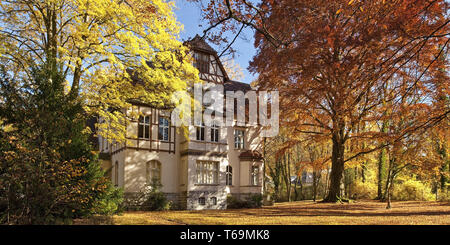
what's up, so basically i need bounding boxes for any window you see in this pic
[198,197,206,205]
[210,123,219,142]
[211,197,217,205]
[138,115,150,139]
[194,52,210,74]
[234,129,244,149]
[196,161,219,184]
[226,165,233,186]
[196,123,205,141]
[114,161,119,187]
[158,117,169,141]
[251,166,259,186]
[146,160,161,184]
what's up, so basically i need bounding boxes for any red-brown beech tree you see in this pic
[191,0,449,202]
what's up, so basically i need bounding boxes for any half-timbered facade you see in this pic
[98,36,263,210]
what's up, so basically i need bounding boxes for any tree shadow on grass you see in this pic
[231,201,450,218]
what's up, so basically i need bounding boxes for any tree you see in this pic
[0,0,199,142]
[0,66,122,224]
[192,0,450,202]
[222,58,245,81]
[377,120,389,200]
[301,140,330,202]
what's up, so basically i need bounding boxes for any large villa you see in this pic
[97,36,264,210]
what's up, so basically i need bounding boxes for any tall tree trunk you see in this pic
[293,176,298,201]
[386,180,392,209]
[312,171,321,202]
[377,121,389,200]
[361,161,367,183]
[340,170,346,198]
[324,133,345,202]
[263,137,266,195]
[312,171,317,202]
[324,165,330,199]
[386,170,395,209]
[69,66,82,99]
[377,148,388,200]
[280,154,291,202]
[383,157,396,202]
[286,153,292,201]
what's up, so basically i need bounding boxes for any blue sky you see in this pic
[174,0,257,84]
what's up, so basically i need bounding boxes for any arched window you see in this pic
[146,160,161,184]
[114,161,119,187]
[251,166,259,186]
[210,197,217,205]
[226,165,233,186]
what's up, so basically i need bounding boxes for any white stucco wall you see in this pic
[105,107,264,209]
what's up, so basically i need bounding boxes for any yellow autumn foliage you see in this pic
[0,0,200,142]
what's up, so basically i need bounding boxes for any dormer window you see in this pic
[194,52,210,74]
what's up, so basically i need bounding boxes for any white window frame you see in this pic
[196,123,205,141]
[251,166,259,186]
[138,115,151,139]
[196,161,219,185]
[210,123,219,142]
[158,117,169,141]
[226,165,233,186]
[234,129,245,149]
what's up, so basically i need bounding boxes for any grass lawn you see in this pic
[79,200,450,225]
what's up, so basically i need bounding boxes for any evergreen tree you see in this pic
[0,65,122,224]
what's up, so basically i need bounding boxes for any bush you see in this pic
[226,194,263,209]
[351,180,377,200]
[143,192,172,211]
[437,189,450,201]
[392,179,434,201]
[226,195,246,209]
[0,134,123,224]
[136,179,171,211]
[247,194,263,207]
[262,193,274,206]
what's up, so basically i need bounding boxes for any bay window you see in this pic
[196,161,219,184]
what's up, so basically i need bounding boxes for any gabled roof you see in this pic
[184,34,217,54]
[184,35,230,82]
[126,35,254,108]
